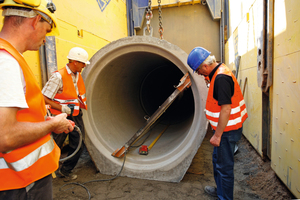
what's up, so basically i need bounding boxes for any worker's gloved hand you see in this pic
[61,105,71,114]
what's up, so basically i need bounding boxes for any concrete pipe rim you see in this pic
[82,36,208,180]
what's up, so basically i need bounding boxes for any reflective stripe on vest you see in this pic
[205,100,247,127]
[50,99,79,112]
[205,99,246,118]
[0,139,54,171]
[79,94,87,108]
[49,67,87,116]
[205,64,248,132]
[0,38,60,191]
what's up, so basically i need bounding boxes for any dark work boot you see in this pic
[204,186,217,197]
[58,169,77,182]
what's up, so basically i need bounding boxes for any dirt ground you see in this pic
[52,129,295,200]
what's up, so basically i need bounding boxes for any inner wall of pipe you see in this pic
[89,52,195,160]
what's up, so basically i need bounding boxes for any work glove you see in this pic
[61,105,72,115]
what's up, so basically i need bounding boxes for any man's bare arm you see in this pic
[0,107,73,152]
[44,95,62,111]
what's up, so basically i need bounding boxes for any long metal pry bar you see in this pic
[111,72,192,158]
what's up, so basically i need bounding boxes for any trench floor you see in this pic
[53,128,295,200]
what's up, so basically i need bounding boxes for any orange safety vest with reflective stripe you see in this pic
[205,64,248,132]
[49,67,87,116]
[0,39,60,191]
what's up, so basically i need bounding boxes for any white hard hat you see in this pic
[67,47,90,64]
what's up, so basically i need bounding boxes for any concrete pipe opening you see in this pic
[82,36,208,182]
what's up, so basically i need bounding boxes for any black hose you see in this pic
[59,104,83,162]
[59,150,127,200]
[60,182,91,200]
[59,125,82,162]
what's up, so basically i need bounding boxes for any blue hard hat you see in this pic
[187,47,211,72]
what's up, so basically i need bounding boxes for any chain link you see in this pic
[145,0,153,33]
[158,0,164,39]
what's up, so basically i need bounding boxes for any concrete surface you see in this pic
[81,36,209,182]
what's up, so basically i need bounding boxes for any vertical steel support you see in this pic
[44,36,58,79]
[266,0,274,92]
[39,36,58,87]
[262,92,270,159]
[39,45,47,87]
[220,0,225,63]
[257,0,274,92]
[224,0,229,43]
[127,0,148,36]
[258,0,274,159]
[126,0,134,36]
[265,0,274,159]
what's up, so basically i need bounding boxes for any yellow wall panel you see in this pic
[228,0,256,38]
[54,0,127,42]
[273,0,300,57]
[23,51,43,87]
[54,24,110,70]
[271,0,300,197]
[53,0,127,71]
[0,0,128,88]
[272,54,300,198]
[225,0,263,156]
[0,16,3,29]
[137,4,220,60]
[151,0,201,7]
[239,65,262,155]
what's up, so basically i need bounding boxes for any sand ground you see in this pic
[52,129,295,200]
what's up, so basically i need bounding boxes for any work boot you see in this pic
[58,170,77,182]
[204,186,217,197]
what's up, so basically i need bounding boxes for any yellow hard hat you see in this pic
[0,0,59,36]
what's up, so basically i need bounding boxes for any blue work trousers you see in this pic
[213,127,242,200]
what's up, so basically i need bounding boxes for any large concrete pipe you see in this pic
[81,36,208,182]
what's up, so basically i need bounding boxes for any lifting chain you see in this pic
[158,0,164,39]
[145,0,153,33]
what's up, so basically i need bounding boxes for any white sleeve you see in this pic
[0,51,28,108]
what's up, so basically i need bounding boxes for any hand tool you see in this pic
[112,72,191,158]
[138,124,169,155]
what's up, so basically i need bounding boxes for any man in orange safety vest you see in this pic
[187,47,248,200]
[0,0,73,199]
[42,47,89,181]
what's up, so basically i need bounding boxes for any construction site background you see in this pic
[0,0,299,198]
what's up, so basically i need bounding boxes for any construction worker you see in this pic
[0,0,73,199]
[187,47,248,200]
[42,47,89,181]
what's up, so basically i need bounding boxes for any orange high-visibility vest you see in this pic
[205,64,248,132]
[0,39,60,191]
[49,67,87,116]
